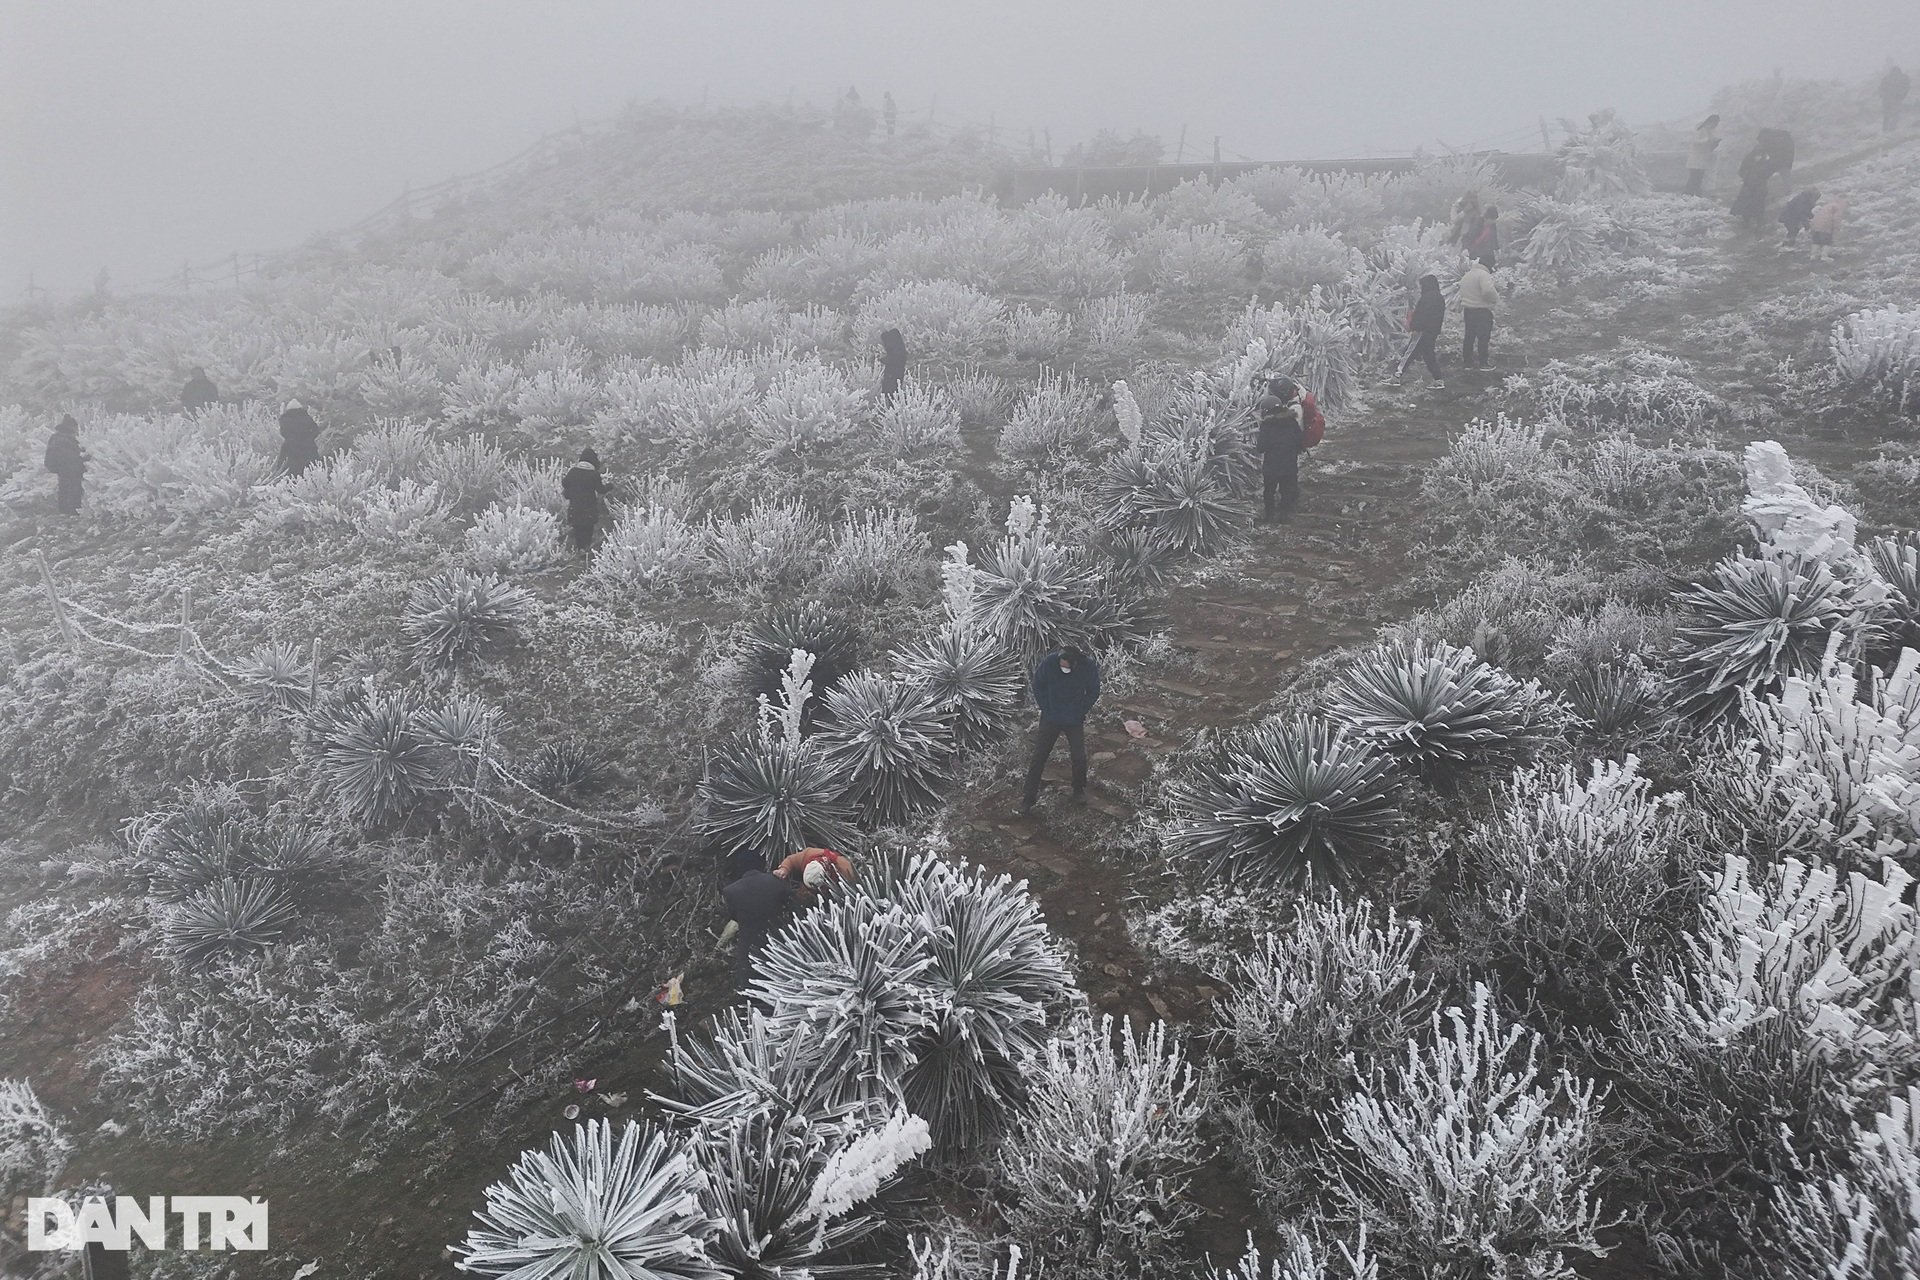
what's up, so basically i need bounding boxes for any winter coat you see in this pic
[1457,263,1499,311]
[775,848,857,887]
[1779,190,1819,231]
[181,375,218,412]
[1883,67,1911,106]
[561,462,608,522]
[276,408,321,475]
[1466,219,1499,261]
[723,870,796,932]
[1032,651,1101,726]
[1686,125,1720,171]
[1255,393,1305,470]
[1410,287,1446,335]
[1809,199,1846,236]
[44,429,85,477]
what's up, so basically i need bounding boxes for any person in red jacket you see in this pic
[775,847,857,900]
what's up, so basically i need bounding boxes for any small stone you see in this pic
[1101,962,1128,978]
[1147,993,1174,1020]
[1065,909,1078,918]
[1091,750,1117,762]
[1095,913,1111,926]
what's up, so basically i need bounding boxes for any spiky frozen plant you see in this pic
[1830,306,1920,412]
[891,625,1024,755]
[1212,1227,1380,1280]
[1513,194,1612,279]
[402,569,535,672]
[971,498,1105,661]
[860,851,1079,1151]
[520,737,613,798]
[0,1078,71,1198]
[230,641,315,714]
[1113,379,1144,447]
[909,1236,1032,1280]
[164,877,300,963]
[999,1016,1208,1280]
[655,1009,849,1125]
[1099,525,1179,596]
[1769,1083,1920,1280]
[816,671,954,827]
[1326,984,1610,1280]
[699,651,861,866]
[1554,108,1647,199]
[1671,552,1861,721]
[1867,533,1920,651]
[744,603,860,708]
[939,540,981,629]
[1216,895,1433,1115]
[413,693,500,786]
[464,503,566,573]
[745,894,936,1104]
[1323,638,1558,781]
[1096,444,1247,556]
[317,687,440,825]
[1741,441,1865,565]
[1166,716,1402,888]
[1565,663,1665,740]
[454,1118,723,1280]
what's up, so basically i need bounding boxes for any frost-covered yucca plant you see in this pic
[1565,662,1665,740]
[0,1078,70,1199]
[1769,1083,1920,1280]
[970,497,1106,661]
[1218,895,1433,1116]
[165,876,300,963]
[891,624,1024,755]
[821,508,929,604]
[658,1009,849,1126]
[999,1016,1208,1280]
[1166,716,1402,887]
[1230,287,1363,414]
[1099,524,1179,596]
[1324,639,1556,781]
[1671,552,1862,721]
[317,687,440,825]
[454,1118,722,1280]
[816,672,953,828]
[1554,108,1647,200]
[464,503,565,573]
[1326,985,1610,1280]
[129,791,331,900]
[402,570,535,672]
[1868,533,1920,652]
[860,851,1078,1151]
[1095,443,1247,556]
[700,650,861,865]
[521,737,612,799]
[1830,306,1920,413]
[230,640,315,714]
[744,603,861,709]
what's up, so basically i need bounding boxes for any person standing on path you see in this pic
[1882,65,1910,134]
[1458,257,1499,371]
[1397,275,1447,385]
[879,328,908,401]
[561,448,610,554]
[180,367,219,414]
[1684,115,1721,195]
[882,91,898,139]
[1731,144,1772,232]
[1254,377,1309,521]
[276,401,322,476]
[1019,646,1101,814]
[44,415,88,515]
[1447,191,1483,249]
[1465,205,1500,265]
[722,866,797,1000]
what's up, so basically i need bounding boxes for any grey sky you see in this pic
[3,0,1914,295]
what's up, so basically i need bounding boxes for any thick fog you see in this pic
[3,0,1914,295]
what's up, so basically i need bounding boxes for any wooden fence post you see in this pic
[37,552,77,651]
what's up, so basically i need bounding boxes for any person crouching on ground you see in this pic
[561,448,609,554]
[1255,377,1307,522]
[1019,645,1101,815]
[775,847,857,901]
[723,863,797,1002]
[1808,196,1848,262]
[1778,188,1820,248]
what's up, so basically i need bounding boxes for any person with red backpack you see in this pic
[1254,377,1322,522]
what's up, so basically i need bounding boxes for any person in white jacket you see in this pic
[1458,258,1499,370]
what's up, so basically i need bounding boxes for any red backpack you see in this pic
[1300,393,1326,449]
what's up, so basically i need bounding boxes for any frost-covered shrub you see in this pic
[699,651,860,865]
[1077,291,1153,368]
[816,672,953,827]
[1261,226,1358,296]
[1166,716,1401,888]
[1229,288,1363,413]
[316,688,441,825]
[1154,179,1273,244]
[1094,443,1247,556]
[1453,757,1690,1024]
[1217,895,1433,1116]
[699,298,844,353]
[1326,985,1609,1280]
[0,1078,70,1199]
[1511,346,1724,433]
[1670,552,1864,721]
[1003,304,1076,362]
[1016,195,1129,300]
[968,499,1111,661]
[402,570,534,671]
[352,479,449,541]
[442,361,525,430]
[855,279,1006,362]
[1135,224,1250,303]
[1288,171,1388,237]
[1213,1229,1381,1280]
[999,1017,1208,1279]
[454,1118,722,1280]
[1830,306,1920,413]
[1324,639,1559,780]
[463,503,565,573]
[592,498,707,594]
[998,368,1097,458]
[872,383,963,457]
[164,877,300,963]
[425,435,515,513]
[1514,195,1613,279]
[1555,108,1648,200]
[1768,1083,1920,1280]
[820,508,929,603]
[747,360,865,457]
[892,623,1025,754]
[1229,166,1311,218]
[705,499,828,595]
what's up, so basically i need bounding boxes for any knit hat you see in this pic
[803,860,830,890]
[580,447,601,467]
[283,400,304,413]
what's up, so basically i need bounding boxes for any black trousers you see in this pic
[1684,168,1705,195]
[1462,308,1493,368]
[1022,719,1086,805]
[1398,330,1441,379]
[568,516,595,552]
[56,474,83,514]
[1262,456,1300,518]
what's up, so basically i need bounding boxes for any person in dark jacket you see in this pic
[44,415,88,515]
[1254,377,1306,522]
[1396,275,1446,385]
[180,367,218,414]
[1730,145,1772,231]
[1464,205,1499,265]
[722,866,797,998]
[276,401,322,476]
[560,448,609,553]
[1884,65,1911,134]
[878,328,908,401]
[1019,646,1101,814]
[1779,188,1820,246]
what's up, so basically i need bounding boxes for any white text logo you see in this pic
[26,1197,268,1251]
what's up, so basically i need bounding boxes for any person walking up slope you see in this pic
[561,448,609,554]
[276,401,322,476]
[1019,646,1101,814]
[1397,275,1446,385]
[44,415,89,515]
[878,328,909,401]
[1458,257,1499,370]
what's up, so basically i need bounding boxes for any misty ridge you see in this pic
[4,12,1920,1280]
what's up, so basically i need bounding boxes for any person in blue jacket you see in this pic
[1019,646,1101,814]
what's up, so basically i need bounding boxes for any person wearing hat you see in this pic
[775,847,857,901]
[1254,378,1307,522]
[276,400,322,476]
[181,367,219,414]
[44,415,89,515]
[560,448,609,554]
